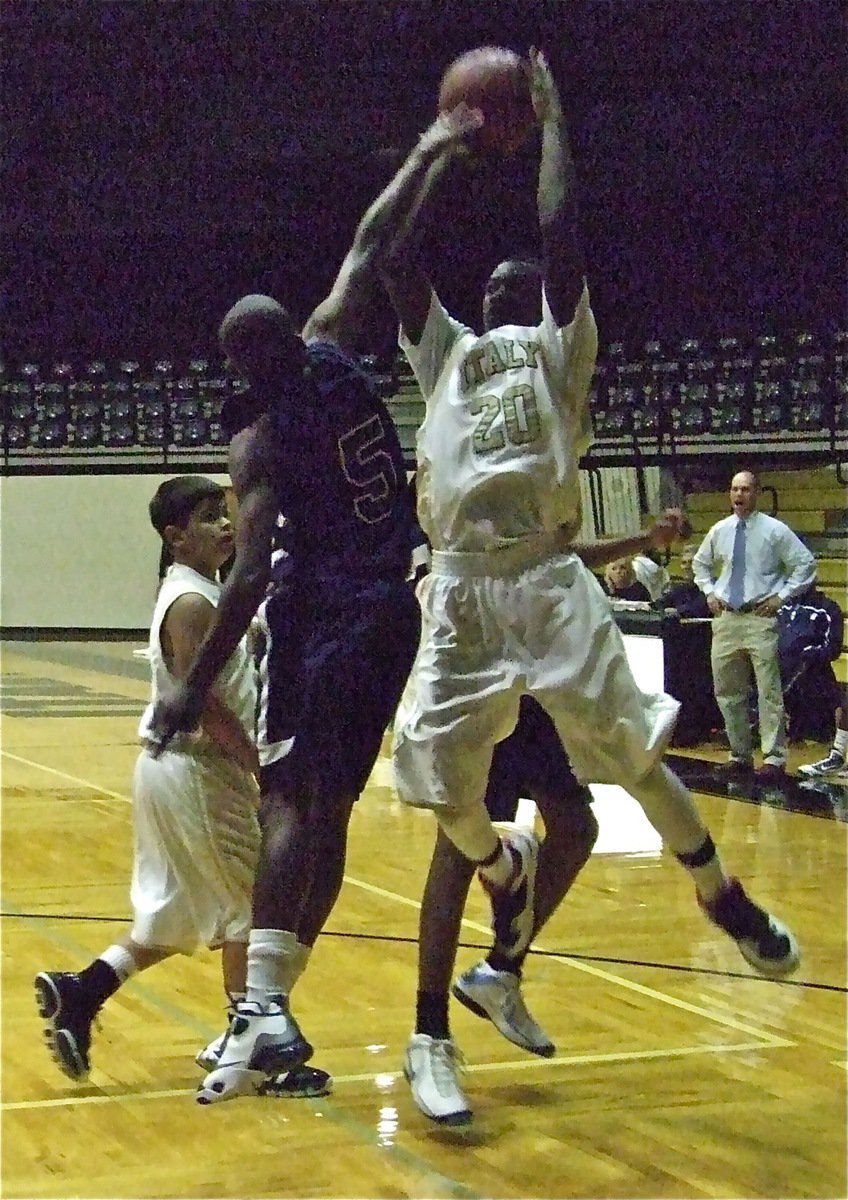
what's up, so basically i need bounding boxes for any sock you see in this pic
[246,929,298,1005]
[226,990,246,1012]
[77,944,135,1009]
[288,942,311,993]
[415,990,450,1040]
[477,839,516,890]
[675,834,726,901]
[833,729,848,758]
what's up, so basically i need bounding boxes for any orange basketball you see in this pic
[438,46,534,154]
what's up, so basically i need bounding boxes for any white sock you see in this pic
[833,729,848,758]
[288,942,312,992]
[101,944,137,982]
[246,929,298,1005]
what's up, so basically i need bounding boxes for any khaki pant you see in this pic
[710,611,787,765]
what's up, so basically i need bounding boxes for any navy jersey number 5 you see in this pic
[338,414,399,524]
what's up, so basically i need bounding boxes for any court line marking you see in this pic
[342,878,795,1047]
[1,744,805,1200]
[1,752,132,804]
[2,747,797,1048]
[0,1041,784,1112]
[5,901,480,1200]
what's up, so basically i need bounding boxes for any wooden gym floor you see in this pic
[1,639,846,1200]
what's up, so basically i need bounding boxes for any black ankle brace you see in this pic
[676,834,716,869]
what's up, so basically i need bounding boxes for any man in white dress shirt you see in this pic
[693,469,816,781]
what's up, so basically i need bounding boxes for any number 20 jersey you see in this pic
[400,285,598,553]
[270,340,416,583]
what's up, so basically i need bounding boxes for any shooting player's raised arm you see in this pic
[305,106,482,349]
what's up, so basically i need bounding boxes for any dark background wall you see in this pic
[3,0,845,361]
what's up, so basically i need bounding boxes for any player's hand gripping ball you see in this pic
[438,46,534,154]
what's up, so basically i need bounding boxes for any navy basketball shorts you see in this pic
[256,576,420,798]
[485,695,593,822]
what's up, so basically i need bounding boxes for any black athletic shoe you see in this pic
[34,971,97,1080]
[716,759,754,780]
[259,1065,333,1098]
[701,879,801,977]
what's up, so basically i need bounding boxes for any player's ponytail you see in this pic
[148,474,224,589]
[158,542,174,582]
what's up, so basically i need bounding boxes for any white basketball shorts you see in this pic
[130,748,260,952]
[393,544,679,812]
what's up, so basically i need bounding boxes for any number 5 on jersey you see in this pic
[338,414,399,524]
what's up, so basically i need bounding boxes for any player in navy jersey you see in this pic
[146,132,458,1097]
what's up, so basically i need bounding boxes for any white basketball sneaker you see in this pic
[403,1033,472,1126]
[196,1016,232,1071]
[196,998,312,1105]
[452,961,555,1057]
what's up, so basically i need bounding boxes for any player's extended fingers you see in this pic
[534,48,550,73]
[145,724,171,759]
[146,701,179,757]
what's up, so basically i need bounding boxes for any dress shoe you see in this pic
[717,759,753,780]
[754,762,787,785]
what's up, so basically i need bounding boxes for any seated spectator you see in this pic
[777,586,844,744]
[659,543,711,618]
[602,557,652,602]
[632,551,670,601]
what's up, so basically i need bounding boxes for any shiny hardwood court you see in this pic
[2,640,846,1200]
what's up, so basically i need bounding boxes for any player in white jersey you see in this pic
[363,47,801,1110]
[33,476,327,1097]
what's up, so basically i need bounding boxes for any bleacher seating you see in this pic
[2,342,844,685]
[3,329,846,469]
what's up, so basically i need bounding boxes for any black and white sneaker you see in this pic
[197,1021,331,1097]
[453,961,555,1057]
[797,750,846,778]
[196,997,313,1105]
[701,879,801,978]
[259,1065,333,1098]
[34,971,97,1080]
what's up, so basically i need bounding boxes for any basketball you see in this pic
[438,46,534,154]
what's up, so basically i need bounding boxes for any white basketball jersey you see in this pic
[400,284,598,552]
[138,563,256,744]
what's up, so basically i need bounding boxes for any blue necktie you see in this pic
[728,519,746,609]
